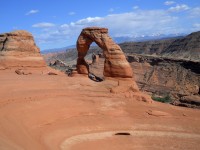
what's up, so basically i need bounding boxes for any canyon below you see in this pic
[0,29,200,150]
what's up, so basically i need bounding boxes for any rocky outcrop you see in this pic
[120,39,175,55]
[161,31,200,61]
[172,95,200,109]
[119,31,200,61]
[88,54,200,107]
[0,30,40,53]
[50,60,66,67]
[127,54,200,106]
[127,55,200,96]
[0,30,45,67]
[76,27,133,78]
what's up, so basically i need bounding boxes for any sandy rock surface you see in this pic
[0,68,200,150]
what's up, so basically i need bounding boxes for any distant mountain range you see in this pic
[113,33,186,43]
[41,45,76,54]
[41,33,186,54]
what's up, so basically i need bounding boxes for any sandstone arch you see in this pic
[76,27,133,78]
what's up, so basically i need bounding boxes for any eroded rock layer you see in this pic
[0,30,45,67]
[89,54,200,108]
[76,27,133,78]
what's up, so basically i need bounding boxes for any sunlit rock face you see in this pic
[76,27,133,78]
[0,30,45,67]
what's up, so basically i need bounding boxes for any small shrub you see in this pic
[151,95,171,103]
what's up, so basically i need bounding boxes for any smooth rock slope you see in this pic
[0,65,200,150]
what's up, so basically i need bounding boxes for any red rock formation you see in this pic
[0,30,45,67]
[76,27,133,78]
[76,27,152,103]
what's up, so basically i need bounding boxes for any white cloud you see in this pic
[32,6,200,50]
[75,17,104,25]
[193,23,200,28]
[164,1,176,6]
[26,10,39,15]
[35,10,182,49]
[190,7,200,18]
[32,22,55,28]
[68,12,76,15]
[65,11,178,36]
[104,11,178,36]
[192,23,200,32]
[60,24,69,28]
[133,6,139,10]
[168,4,190,12]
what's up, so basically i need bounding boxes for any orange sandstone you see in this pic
[76,27,133,78]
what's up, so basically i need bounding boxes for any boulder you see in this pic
[15,69,32,75]
[180,95,200,106]
[48,72,58,75]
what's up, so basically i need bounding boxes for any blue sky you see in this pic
[1,0,200,50]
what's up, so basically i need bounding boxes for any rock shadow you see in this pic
[88,72,104,82]
[115,132,131,136]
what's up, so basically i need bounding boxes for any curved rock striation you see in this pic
[0,30,45,67]
[76,27,133,78]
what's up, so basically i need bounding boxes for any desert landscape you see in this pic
[0,27,200,150]
[45,30,200,109]
[1,0,200,149]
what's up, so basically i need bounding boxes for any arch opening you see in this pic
[89,49,105,82]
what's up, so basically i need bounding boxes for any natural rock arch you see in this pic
[76,27,133,78]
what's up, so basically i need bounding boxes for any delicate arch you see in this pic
[76,27,133,78]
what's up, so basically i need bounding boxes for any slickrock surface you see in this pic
[0,30,45,67]
[76,27,133,78]
[0,68,200,150]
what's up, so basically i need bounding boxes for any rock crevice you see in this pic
[0,36,7,51]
